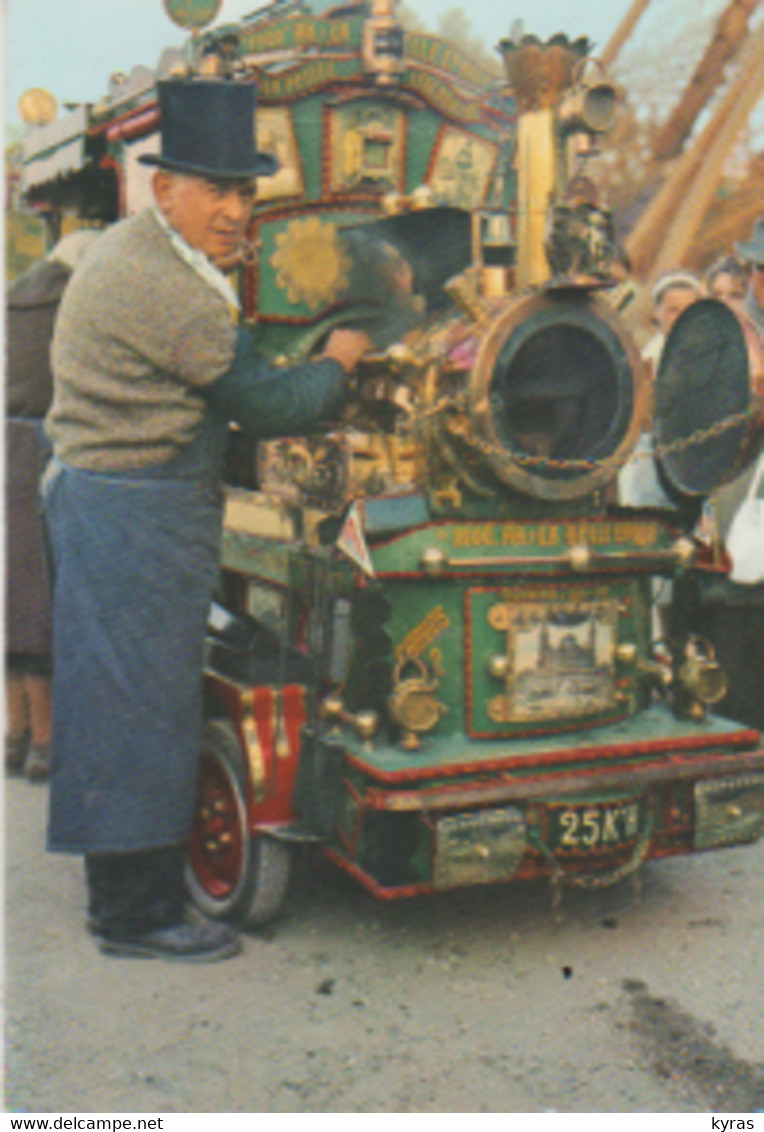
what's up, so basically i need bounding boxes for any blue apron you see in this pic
[44,413,228,853]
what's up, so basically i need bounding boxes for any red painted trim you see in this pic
[424,121,448,185]
[242,252,257,320]
[464,583,475,731]
[203,672,306,826]
[321,838,693,897]
[321,845,433,899]
[99,154,125,218]
[321,101,332,199]
[482,103,518,125]
[259,73,361,108]
[345,729,762,786]
[373,565,669,583]
[400,105,410,190]
[340,776,365,854]
[106,108,160,145]
[91,100,158,138]
[467,713,629,743]
[334,824,356,858]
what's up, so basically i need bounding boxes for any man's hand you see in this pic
[322,328,373,373]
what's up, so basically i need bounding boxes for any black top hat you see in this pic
[139,80,278,179]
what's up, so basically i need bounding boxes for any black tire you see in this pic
[186,718,291,928]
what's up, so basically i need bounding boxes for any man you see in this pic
[640,269,703,380]
[6,231,100,783]
[43,79,370,962]
[736,216,764,337]
[618,269,703,512]
[692,218,764,732]
[705,254,749,309]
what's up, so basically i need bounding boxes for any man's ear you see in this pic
[152,170,175,213]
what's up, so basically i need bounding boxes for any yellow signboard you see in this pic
[162,0,222,31]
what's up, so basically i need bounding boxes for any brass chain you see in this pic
[423,398,754,474]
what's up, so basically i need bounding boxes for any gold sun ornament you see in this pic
[271,217,351,311]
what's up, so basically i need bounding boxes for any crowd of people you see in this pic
[4,71,763,959]
[5,230,100,782]
[619,227,764,510]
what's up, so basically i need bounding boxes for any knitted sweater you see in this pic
[46,209,237,471]
[7,258,72,418]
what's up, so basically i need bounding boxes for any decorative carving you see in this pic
[429,126,498,210]
[255,107,304,203]
[270,216,351,310]
[328,102,405,194]
[487,600,618,723]
[499,33,590,112]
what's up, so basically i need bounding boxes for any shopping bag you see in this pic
[726,453,764,584]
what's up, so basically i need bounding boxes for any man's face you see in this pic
[152,171,256,267]
[655,285,697,336]
[709,271,747,307]
[751,264,764,308]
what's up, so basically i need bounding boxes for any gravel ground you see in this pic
[4,776,763,1114]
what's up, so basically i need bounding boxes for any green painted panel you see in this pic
[404,32,497,89]
[258,57,364,103]
[235,13,364,56]
[405,109,444,191]
[386,581,467,734]
[221,530,292,585]
[370,517,679,575]
[290,96,326,200]
[378,575,644,739]
[467,578,637,736]
[343,704,753,777]
[256,208,379,321]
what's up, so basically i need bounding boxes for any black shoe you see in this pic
[24,743,50,782]
[5,729,30,774]
[96,913,242,962]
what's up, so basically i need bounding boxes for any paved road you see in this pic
[4,776,764,1114]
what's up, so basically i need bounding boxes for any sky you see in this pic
[4,0,638,132]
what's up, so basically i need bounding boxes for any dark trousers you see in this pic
[85,844,187,939]
[703,601,764,731]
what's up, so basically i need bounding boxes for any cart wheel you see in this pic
[186,718,291,927]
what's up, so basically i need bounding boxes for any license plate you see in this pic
[545,798,642,851]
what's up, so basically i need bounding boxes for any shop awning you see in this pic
[21,106,89,192]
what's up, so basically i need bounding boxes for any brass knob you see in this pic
[354,711,379,742]
[488,655,511,680]
[382,192,405,215]
[321,693,345,721]
[420,547,448,577]
[637,658,673,686]
[672,537,696,569]
[410,185,435,209]
[567,545,592,572]
[386,343,418,370]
